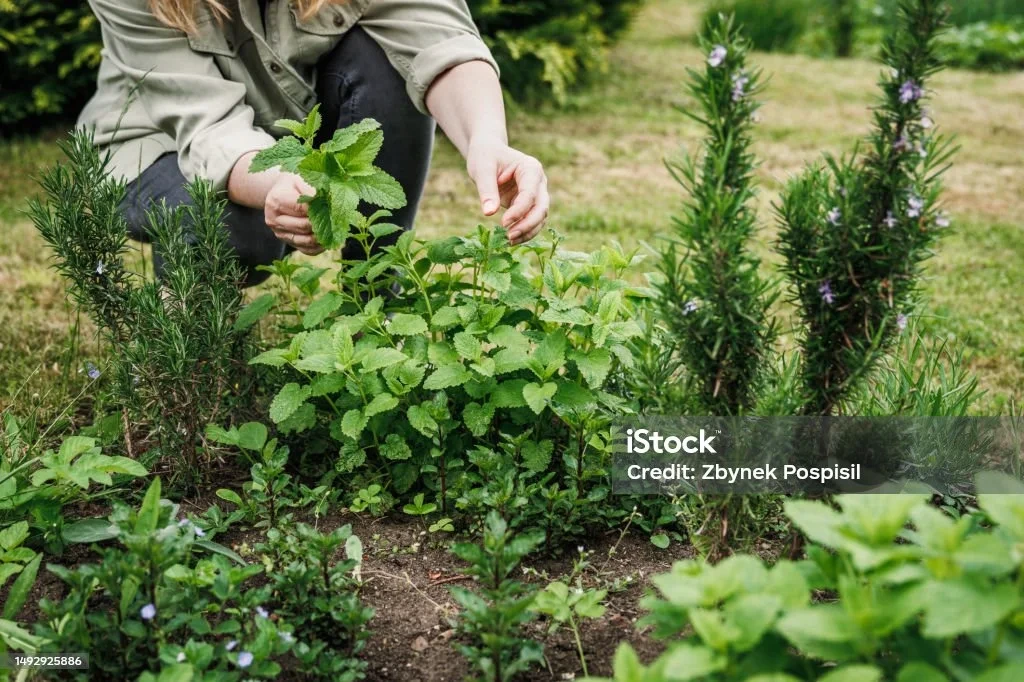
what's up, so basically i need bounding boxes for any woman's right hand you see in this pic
[264,173,325,256]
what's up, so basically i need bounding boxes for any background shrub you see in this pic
[0,0,643,132]
[0,1,102,132]
[702,0,812,53]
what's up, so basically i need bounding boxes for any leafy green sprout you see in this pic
[531,580,607,678]
[250,106,406,250]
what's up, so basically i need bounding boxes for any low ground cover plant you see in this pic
[586,478,1024,681]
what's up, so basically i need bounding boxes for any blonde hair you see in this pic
[150,0,343,33]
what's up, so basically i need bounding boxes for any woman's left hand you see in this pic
[467,139,550,246]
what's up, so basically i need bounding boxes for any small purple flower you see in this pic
[920,114,934,130]
[827,207,842,226]
[85,362,101,381]
[731,73,749,102]
[819,281,835,305]
[708,45,727,68]
[907,195,924,218]
[897,313,909,332]
[225,640,238,652]
[883,211,898,229]
[255,606,270,619]
[935,213,951,228]
[95,261,105,276]
[683,300,699,315]
[893,135,909,153]
[140,603,156,621]
[915,141,928,158]
[236,651,254,669]
[899,79,923,104]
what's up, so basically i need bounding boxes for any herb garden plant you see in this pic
[6,0,1010,679]
[246,110,649,540]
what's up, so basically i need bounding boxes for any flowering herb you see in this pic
[819,281,836,305]
[899,79,924,103]
[777,0,954,415]
[708,44,727,67]
[657,15,776,415]
[907,195,924,218]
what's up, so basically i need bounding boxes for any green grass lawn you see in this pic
[2,0,1022,416]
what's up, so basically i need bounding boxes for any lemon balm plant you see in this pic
[245,116,649,541]
[586,480,1024,681]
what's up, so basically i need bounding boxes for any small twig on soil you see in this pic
[364,570,453,613]
[427,574,471,587]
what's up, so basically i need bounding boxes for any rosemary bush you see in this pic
[656,0,957,419]
[777,0,954,415]
[29,133,253,486]
[657,15,776,416]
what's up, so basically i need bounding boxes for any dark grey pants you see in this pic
[120,26,436,287]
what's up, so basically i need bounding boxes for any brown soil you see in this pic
[10,507,698,681]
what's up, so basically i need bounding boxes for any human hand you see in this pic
[264,173,325,256]
[466,139,550,245]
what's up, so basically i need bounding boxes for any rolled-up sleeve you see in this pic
[88,0,276,191]
[357,0,499,114]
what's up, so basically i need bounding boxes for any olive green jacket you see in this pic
[79,0,496,191]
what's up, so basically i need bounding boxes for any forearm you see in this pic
[227,151,282,209]
[425,60,508,155]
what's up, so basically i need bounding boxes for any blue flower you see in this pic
[708,45,727,68]
[85,363,101,381]
[683,300,699,315]
[935,213,950,228]
[95,261,105,276]
[237,651,254,668]
[256,606,270,619]
[140,603,156,621]
[897,313,909,331]
[883,211,898,229]
[827,207,842,226]
[731,73,749,102]
[818,281,835,305]
[907,195,924,218]
[225,640,238,652]
[899,79,923,104]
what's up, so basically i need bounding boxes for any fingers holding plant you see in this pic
[264,173,325,256]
